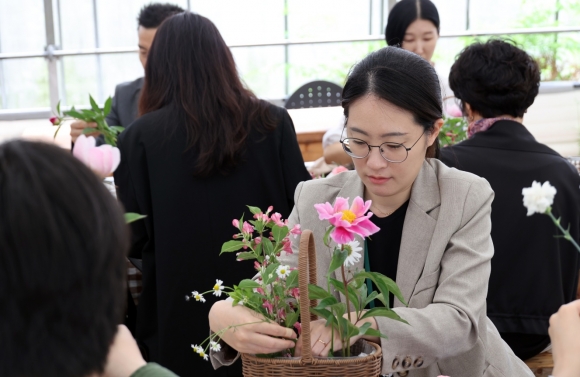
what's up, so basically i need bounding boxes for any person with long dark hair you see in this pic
[210,47,533,376]
[114,11,311,376]
[440,39,580,361]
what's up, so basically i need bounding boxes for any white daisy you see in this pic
[192,291,206,303]
[191,344,202,353]
[210,341,222,352]
[213,279,225,297]
[343,240,363,267]
[276,265,291,279]
[199,350,209,360]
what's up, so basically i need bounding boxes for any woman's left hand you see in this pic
[294,318,358,357]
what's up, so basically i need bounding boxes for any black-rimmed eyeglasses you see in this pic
[340,128,425,163]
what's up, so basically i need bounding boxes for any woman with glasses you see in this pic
[209,46,532,376]
[440,40,580,361]
[114,12,311,376]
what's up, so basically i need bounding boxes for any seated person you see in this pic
[0,140,176,377]
[439,39,580,361]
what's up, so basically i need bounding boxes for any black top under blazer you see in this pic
[114,103,311,376]
[440,120,580,336]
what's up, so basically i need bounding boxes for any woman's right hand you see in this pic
[549,299,580,377]
[209,300,297,354]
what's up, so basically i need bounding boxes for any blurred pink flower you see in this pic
[289,224,302,238]
[242,221,254,235]
[328,165,349,177]
[72,135,120,178]
[445,104,463,118]
[294,322,302,335]
[270,212,285,227]
[263,300,273,314]
[314,196,380,245]
[232,219,239,228]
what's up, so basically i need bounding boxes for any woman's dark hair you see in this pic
[0,141,128,377]
[449,39,541,118]
[385,0,440,47]
[342,46,442,158]
[139,12,276,177]
[137,3,184,28]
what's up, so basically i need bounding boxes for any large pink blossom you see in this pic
[314,196,380,245]
[72,135,120,178]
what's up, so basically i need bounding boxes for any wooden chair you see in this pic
[285,80,342,109]
[525,352,554,377]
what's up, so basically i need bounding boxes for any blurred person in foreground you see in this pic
[114,12,311,376]
[0,140,176,377]
[323,0,450,167]
[549,300,580,377]
[69,3,184,144]
[439,39,580,361]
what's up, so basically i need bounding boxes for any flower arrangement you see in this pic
[522,181,580,252]
[189,206,303,359]
[51,95,124,146]
[439,105,467,147]
[190,197,408,360]
[311,196,408,357]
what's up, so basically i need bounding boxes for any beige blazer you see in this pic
[282,159,532,377]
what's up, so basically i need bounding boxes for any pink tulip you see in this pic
[314,196,380,245]
[445,104,463,118]
[72,135,120,178]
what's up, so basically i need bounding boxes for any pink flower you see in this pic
[289,288,300,300]
[270,212,285,227]
[445,104,463,118]
[232,219,239,228]
[72,135,120,178]
[242,221,254,235]
[282,238,293,255]
[294,322,302,335]
[255,287,265,295]
[263,300,273,314]
[267,206,273,213]
[289,224,302,238]
[328,165,349,177]
[277,308,286,320]
[254,237,262,245]
[49,116,61,125]
[314,196,380,245]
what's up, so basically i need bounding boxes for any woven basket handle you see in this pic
[298,229,318,364]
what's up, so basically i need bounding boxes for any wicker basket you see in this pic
[241,230,383,377]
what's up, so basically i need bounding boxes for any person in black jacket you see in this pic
[114,12,311,376]
[439,39,580,361]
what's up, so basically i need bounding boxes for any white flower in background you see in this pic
[343,240,363,267]
[210,341,222,352]
[522,181,557,216]
[213,279,225,297]
[191,291,205,303]
[276,265,291,279]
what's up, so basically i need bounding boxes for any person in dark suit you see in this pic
[439,39,580,361]
[114,12,311,376]
[69,3,184,143]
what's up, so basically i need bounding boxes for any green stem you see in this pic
[340,264,351,357]
[547,209,580,252]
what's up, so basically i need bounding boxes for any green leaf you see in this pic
[360,307,409,325]
[262,238,274,255]
[125,212,147,224]
[328,248,347,274]
[262,263,280,285]
[81,109,98,119]
[328,278,360,312]
[247,206,262,215]
[272,224,289,243]
[103,97,112,116]
[65,108,90,121]
[238,279,261,290]
[236,252,257,261]
[315,296,339,309]
[89,95,100,112]
[56,101,61,116]
[344,318,360,339]
[323,226,334,247]
[362,326,388,339]
[220,240,245,254]
[285,310,299,328]
[356,271,407,306]
[308,284,333,300]
[82,127,99,135]
[310,307,336,326]
[285,269,299,289]
[110,126,124,134]
[364,291,379,307]
[358,322,372,335]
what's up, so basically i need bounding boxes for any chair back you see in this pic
[285,81,343,109]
